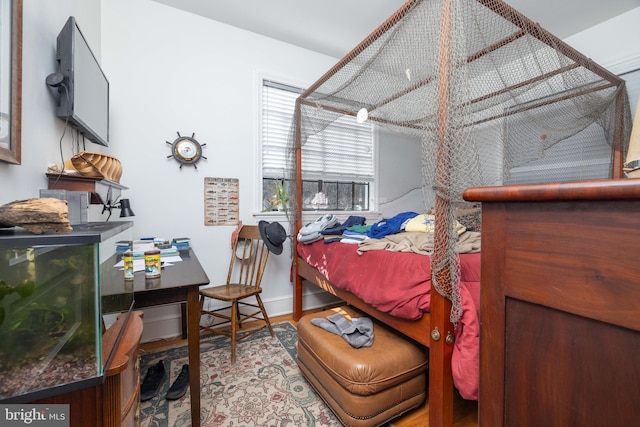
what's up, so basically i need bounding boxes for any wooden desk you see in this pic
[102,248,210,427]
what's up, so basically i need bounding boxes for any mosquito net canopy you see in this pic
[288,0,632,324]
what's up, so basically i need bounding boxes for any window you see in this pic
[261,79,374,212]
[621,66,640,119]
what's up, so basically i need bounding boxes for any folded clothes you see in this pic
[340,237,362,244]
[343,230,366,238]
[338,229,366,244]
[346,224,370,234]
[311,313,374,348]
[321,215,366,235]
[299,214,339,236]
[367,211,419,239]
[323,234,343,244]
[298,231,323,244]
[404,214,467,235]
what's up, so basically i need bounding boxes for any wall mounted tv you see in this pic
[52,16,109,147]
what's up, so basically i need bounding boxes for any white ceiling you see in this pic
[152,0,639,58]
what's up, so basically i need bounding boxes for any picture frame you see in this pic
[0,0,22,164]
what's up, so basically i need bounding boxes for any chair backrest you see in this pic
[226,225,270,289]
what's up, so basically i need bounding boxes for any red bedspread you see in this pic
[297,240,482,400]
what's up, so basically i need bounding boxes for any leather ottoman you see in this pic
[297,306,428,427]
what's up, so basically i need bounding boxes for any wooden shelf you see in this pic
[46,173,128,205]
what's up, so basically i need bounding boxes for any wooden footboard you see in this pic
[293,255,457,427]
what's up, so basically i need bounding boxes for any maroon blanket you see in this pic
[297,240,480,319]
[297,240,482,400]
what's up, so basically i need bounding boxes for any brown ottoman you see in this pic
[297,306,428,427]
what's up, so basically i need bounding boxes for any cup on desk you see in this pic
[144,249,161,278]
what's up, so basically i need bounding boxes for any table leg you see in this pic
[187,287,201,427]
[181,302,188,339]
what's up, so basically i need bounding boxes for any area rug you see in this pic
[139,321,342,427]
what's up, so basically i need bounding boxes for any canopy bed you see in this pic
[288,0,632,426]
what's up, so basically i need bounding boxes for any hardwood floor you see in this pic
[393,391,478,427]
[140,311,478,427]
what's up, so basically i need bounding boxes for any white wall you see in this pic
[377,128,423,217]
[0,0,102,203]
[564,7,640,70]
[2,0,340,343]
[100,0,344,341]
[565,7,640,115]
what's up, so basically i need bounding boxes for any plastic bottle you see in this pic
[144,249,161,278]
[123,248,134,281]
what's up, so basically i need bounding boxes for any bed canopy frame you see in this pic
[289,0,631,425]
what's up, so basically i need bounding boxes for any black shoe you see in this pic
[166,364,190,401]
[140,360,166,402]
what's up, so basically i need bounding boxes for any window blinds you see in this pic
[262,80,374,181]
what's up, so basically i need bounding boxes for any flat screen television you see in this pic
[53,16,109,147]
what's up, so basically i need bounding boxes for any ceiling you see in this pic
[152,0,639,58]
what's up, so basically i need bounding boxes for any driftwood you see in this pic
[0,198,72,234]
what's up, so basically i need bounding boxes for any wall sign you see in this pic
[204,177,239,226]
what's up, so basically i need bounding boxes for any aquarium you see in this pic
[0,221,133,402]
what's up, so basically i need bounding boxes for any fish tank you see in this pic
[0,221,133,402]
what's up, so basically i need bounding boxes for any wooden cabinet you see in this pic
[35,311,143,427]
[102,311,143,427]
[464,179,640,427]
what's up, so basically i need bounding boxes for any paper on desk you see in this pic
[133,241,156,252]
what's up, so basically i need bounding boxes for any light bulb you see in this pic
[357,108,369,123]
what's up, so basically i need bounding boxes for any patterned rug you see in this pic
[139,321,342,427]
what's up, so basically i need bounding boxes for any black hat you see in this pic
[258,221,287,255]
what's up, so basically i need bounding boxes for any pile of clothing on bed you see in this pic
[297,211,481,254]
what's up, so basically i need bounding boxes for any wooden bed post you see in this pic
[430,0,455,425]
[612,85,627,178]
[430,292,455,427]
[293,98,304,321]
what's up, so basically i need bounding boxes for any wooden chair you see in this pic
[199,225,274,363]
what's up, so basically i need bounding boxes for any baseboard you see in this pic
[139,290,341,344]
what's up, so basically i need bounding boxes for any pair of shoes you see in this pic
[166,364,190,400]
[140,360,166,402]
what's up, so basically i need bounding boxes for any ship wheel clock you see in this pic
[166,132,207,169]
